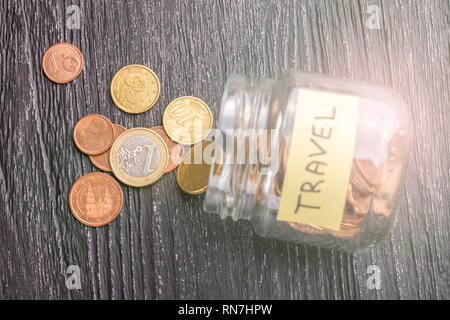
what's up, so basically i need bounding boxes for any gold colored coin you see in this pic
[163,96,213,145]
[110,128,169,187]
[110,64,160,114]
[177,141,214,195]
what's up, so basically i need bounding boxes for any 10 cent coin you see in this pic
[163,96,213,145]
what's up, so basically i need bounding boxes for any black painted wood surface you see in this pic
[0,0,449,299]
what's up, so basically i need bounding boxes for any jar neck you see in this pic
[204,74,282,221]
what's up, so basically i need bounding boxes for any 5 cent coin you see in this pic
[73,114,115,155]
[42,43,84,83]
[110,128,169,187]
[89,124,127,172]
[150,126,184,173]
[163,96,213,145]
[69,172,123,227]
[110,64,160,114]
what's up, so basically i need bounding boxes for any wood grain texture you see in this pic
[0,0,449,299]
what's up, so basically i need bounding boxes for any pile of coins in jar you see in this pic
[42,43,214,226]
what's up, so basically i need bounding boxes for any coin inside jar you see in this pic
[73,114,115,155]
[346,182,372,215]
[163,96,213,145]
[110,64,160,114]
[89,124,127,172]
[69,172,123,227]
[42,43,84,84]
[149,126,184,173]
[110,128,169,187]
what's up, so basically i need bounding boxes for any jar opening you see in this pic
[203,74,281,220]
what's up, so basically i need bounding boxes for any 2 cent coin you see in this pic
[89,124,127,172]
[73,114,115,156]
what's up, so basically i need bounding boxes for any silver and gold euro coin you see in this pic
[110,128,169,187]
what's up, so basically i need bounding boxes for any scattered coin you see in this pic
[177,141,213,195]
[163,96,213,145]
[73,114,115,155]
[89,124,127,172]
[42,43,83,83]
[110,128,169,187]
[149,126,184,173]
[69,172,123,227]
[110,64,160,114]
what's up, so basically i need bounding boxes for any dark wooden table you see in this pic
[1,0,449,300]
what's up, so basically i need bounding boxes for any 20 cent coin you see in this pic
[177,141,213,195]
[110,64,160,114]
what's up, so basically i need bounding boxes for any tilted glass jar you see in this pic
[203,71,410,252]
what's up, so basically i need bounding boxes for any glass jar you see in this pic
[203,71,410,252]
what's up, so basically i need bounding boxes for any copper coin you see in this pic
[351,158,379,194]
[288,222,326,235]
[346,183,372,215]
[69,172,123,227]
[372,131,407,218]
[73,114,115,155]
[288,207,363,240]
[42,43,84,83]
[149,126,184,173]
[89,124,127,172]
[328,209,364,239]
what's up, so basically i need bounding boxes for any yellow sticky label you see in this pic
[277,89,359,231]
